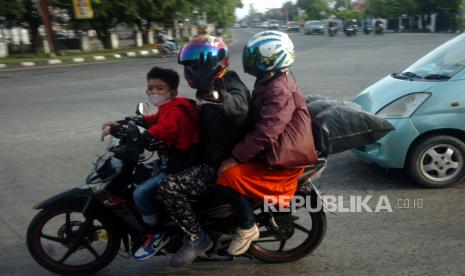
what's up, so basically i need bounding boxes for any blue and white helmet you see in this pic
[242,31,295,76]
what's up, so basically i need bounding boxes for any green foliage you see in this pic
[337,10,364,21]
[192,0,242,28]
[297,0,330,20]
[0,0,26,26]
[365,0,462,18]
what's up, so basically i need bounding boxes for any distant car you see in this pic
[232,23,240,28]
[304,20,325,35]
[262,22,270,29]
[240,22,247,28]
[287,22,300,32]
[353,33,465,188]
[269,21,279,29]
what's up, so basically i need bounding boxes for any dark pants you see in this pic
[156,164,217,241]
[217,185,255,229]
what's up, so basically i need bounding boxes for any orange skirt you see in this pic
[217,161,304,206]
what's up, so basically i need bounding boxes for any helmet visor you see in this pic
[242,46,260,76]
[179,44,221,63]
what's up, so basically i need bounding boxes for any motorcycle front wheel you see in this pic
[27,205,121,275]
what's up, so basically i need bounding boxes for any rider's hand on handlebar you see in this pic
[101,126,111,141]
[102,120,117,130]
[101,121,121,142]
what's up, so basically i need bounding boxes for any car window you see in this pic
[403,34,465,78]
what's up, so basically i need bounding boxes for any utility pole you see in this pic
[38,0,56,57]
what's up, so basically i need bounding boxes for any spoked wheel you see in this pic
[249,194,327,263]
[27,206,121,275]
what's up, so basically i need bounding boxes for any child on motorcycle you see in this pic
[101,66,199,260]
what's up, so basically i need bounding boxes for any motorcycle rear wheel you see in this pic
[249,201,326,263]
[27,205,121,275]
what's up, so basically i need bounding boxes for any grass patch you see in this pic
[0,45,158,64]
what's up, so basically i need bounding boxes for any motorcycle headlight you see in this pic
[86,154,124,193]
[377,92,430,119]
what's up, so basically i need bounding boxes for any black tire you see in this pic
[27,205,121,275]
[249,206,326,263]
[407,135,465,188]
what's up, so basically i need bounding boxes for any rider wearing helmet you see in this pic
[156,35,251,267]
[217,31,318,255]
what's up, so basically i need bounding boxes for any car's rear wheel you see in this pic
[407,135,465,188]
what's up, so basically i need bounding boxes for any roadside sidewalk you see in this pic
[0,48,161,70]
[0,31,234,71]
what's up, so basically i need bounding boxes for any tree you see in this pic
[282,1,299,21]
[0,0,26,27]
[297,0,331,20]
[54,0,140,49]
[0,0,45,53]
[410,0,461,31]
[193,0,242,28]
[132,0,176,32]
[337,10,364,21]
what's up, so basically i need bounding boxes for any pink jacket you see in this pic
[232,72,318,167]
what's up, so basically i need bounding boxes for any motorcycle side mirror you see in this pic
[135,102,150,116]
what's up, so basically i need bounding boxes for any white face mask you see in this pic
[148,93,170,107]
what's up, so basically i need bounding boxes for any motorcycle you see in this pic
[158,42,178,57]
[375,21,384,35]
[344,25,355,36]
[374,22,384,35]
[363,25,372,35]
[328,26,338,37]
[26,103,328,275]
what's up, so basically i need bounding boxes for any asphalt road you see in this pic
[1,29,464,276]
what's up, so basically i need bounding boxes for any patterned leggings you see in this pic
[156,164,217,241]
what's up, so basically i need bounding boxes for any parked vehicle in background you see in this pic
[269,20,280,29]
[304,21,325,35]
[353,33,465,188]
[232,23,240,28]
[262,21,270,29]
[287,22,301,32]
[240,22,248,28]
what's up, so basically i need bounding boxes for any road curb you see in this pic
[21,61,36,67]
[73,57,85,63]
[93,56,106,61]
[0,49,162,71]
[48,59,62,65]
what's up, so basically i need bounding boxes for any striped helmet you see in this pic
[242,31,295,76]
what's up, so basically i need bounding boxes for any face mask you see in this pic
[148,93,170,107]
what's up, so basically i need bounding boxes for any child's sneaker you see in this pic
[133,232,169,261]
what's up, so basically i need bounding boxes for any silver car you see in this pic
[304,20,325,35]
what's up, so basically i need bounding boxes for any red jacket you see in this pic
[144,97,199,150]
[232,72,318,167]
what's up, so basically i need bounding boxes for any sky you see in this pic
[235,0,298,20]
